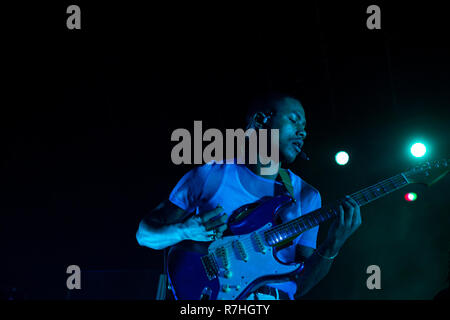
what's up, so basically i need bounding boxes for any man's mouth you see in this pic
[292,140,303,153]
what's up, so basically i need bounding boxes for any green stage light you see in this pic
[335,151,349,165]
[410,142,426,158]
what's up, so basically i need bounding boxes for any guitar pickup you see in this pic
[215,246,230,269]
[251,232,267,254]
[232,240,248,262]
[201,253,219,280]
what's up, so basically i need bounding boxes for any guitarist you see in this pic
[136,93,362,300]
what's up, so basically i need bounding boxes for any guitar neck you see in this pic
[264,173,410,246]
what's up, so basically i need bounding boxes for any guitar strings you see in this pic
[212,174,407,259]
[268,174,406,239]
[214,174,406,256]
[350,174,406,204]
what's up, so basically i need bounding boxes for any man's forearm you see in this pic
[292,195,362,298]
[136,220,186,250]
[292,240,341,298]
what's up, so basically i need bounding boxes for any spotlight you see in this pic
[335,151,349,165]
[410,142,426,158]
[404,192,418,202]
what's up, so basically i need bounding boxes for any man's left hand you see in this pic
[325,196,362,252]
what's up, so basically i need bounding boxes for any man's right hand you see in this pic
[180,206,228,242]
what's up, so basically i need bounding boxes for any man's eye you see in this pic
[289,118,297,124]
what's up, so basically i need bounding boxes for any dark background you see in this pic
[1,1,449,299]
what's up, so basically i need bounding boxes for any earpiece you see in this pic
[246,111,272,129]
[257,112,271,127]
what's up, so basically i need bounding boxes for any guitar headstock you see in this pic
[404,158,449,186]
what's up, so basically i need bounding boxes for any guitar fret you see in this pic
[291,225,297,235]
[287,226,292,234]
[391,179,399,188]
[292,223,300,234]
[276,232,282,242]
[269,233,276,244]
[362,192,369,202]
[354,197,363,206]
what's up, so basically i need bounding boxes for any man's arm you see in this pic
[136,200,227,250]
[291,241,341,298]
[292,196,361,299]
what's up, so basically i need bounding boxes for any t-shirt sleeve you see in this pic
[168,163,214,213]
[295,187,322,249]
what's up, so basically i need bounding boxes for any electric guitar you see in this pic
[166,159,449,300]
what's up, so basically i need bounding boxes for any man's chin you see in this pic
[280,151,298,165]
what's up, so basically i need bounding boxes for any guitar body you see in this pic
[167,195,303,300]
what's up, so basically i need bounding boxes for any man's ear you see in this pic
[249,111,270,129]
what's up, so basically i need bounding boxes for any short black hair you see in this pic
[245,91,300,126]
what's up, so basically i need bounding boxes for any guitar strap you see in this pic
[278,168,296,203]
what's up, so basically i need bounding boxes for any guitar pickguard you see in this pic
[208,223,302,300]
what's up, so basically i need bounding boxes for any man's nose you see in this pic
[297,128,307,139]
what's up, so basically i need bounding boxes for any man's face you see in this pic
[268,98,307,164]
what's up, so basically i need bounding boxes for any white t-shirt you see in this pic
[169,161,322,299]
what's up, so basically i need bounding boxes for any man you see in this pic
[136,93,361,300]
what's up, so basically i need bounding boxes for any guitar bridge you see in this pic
[201,253,219,280]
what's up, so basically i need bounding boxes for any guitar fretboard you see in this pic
[264,173,409,246]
